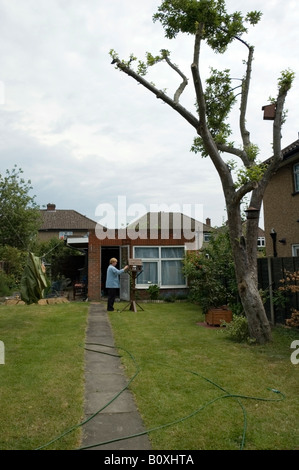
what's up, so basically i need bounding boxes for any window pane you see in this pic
[161,247,184,258]
[161,260,185,285]
[294,164,299,192]
[135,247,159,258]
[137,262,158,284]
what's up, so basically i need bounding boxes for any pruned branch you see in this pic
[162,55,188,104]
[112,58,199,130]
[239,46,254,156]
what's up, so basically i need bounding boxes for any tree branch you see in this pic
[217,144,250,165]
[191,23,206,126]
[239,46,254,158]
[112,58,199,130]
[163,55,188,104]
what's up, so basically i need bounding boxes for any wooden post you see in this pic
[267,257,275,325]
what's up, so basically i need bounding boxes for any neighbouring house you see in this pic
[263,139,299,257]
[242,221,265,253]
[38,203,97,242]
[38,203,97,288]
[257,227,266,251]
[68,211,215,301]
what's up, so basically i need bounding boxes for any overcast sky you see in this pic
[0,0,298,229]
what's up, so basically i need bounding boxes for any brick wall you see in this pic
[87,232,102,300]
[87,229,195,301]
[264,161,299,257]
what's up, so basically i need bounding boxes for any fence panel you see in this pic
[258,257,299,324]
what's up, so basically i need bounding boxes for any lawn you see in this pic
[0,300,298,450]
[0,302,89,450]
[109,301,299,450]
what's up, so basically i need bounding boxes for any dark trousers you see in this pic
[107,288,118,311]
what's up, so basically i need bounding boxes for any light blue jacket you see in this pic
[106,265,125,288]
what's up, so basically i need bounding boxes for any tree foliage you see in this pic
[0,166,41,250]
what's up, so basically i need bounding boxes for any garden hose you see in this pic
[35,342,285,451]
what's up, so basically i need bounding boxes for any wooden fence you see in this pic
[258,257,299,324]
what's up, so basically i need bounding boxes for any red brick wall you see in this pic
[87,232,102,300]
[87,229,194,301]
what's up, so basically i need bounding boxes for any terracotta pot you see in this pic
[205,306,232,326]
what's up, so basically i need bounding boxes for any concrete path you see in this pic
[81,302,151,451]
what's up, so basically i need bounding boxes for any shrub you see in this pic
[160,293,176,302]
[221,314,251,343]
[0,271,16,296]
[286,310,299,328]
[148,284,160,300]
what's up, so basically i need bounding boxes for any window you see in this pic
[292,245,299,257]
[134,246,186,287]
[59,231,73,239]
[294,164,299,193]
[204,232,212,242]
[257,237,265,247]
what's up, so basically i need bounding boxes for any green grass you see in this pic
[0,302,89,450]
[109,301,299,450]
[0,300,298,450]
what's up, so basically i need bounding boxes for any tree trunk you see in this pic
[227,203,272,344]
[235,266,272,344]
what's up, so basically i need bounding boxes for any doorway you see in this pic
[101,246,120,297]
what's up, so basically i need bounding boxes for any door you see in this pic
[120,245,130,301]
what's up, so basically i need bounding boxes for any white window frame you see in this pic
[257,237,265,247]
[133,246,187,288]
[292,244,299,257]
[294,163,299,193]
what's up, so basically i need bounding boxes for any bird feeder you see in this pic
[120,259,143,313]
[262,103,276,120]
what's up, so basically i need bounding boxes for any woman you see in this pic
[105,258,129,311]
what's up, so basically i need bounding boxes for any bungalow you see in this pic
[70,211,214,301]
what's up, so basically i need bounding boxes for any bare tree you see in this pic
[110,0,294,344]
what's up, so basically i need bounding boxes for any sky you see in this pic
[0,0,298,230]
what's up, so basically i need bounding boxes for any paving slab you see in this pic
[81,302,151,451]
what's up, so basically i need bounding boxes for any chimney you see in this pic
[47,203,56,211]
[205,217,211,227]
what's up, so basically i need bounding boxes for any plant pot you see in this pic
[205,306,232,326]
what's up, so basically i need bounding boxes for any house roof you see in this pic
[39,204,97,231]
[265,139,299,165]
[281,139,299,161]
[126,212,214,232]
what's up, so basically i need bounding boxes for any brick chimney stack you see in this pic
[47,203,56,211]
[205,217,211,227]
